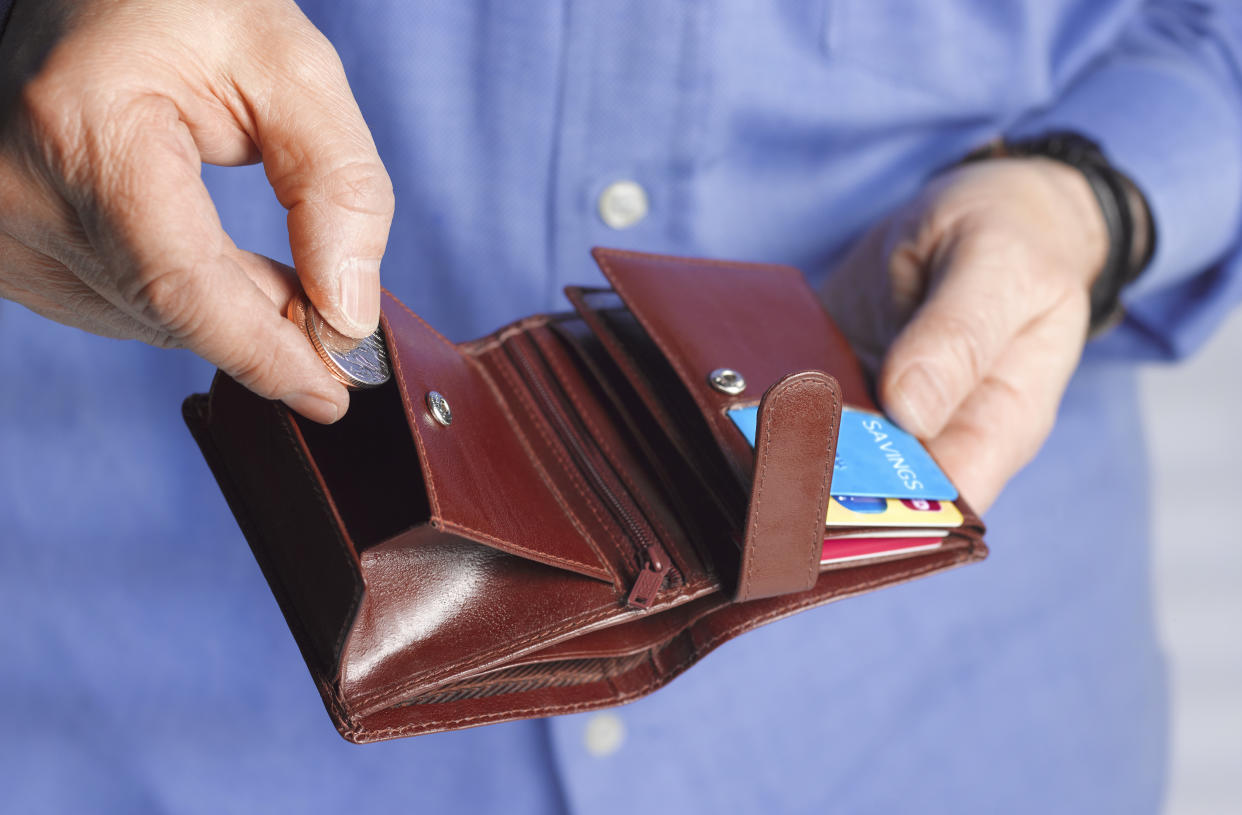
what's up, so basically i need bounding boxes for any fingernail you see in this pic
[887,365,944,437]
[283,391,343,424]
[338,258,382,338]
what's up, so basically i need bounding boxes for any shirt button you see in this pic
[583,712,626,757]
[597,180,649,230]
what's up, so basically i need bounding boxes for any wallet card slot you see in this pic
[495,328,684,603]
[564,288,748,528]
[547,314,737,582]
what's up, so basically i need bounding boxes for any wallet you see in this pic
[183,248,987,743]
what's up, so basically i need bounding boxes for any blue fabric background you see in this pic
[2,2,1240,812]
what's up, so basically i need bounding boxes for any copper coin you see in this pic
[287,293,391,389]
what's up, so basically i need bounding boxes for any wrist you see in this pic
[1030,156,1110,288]
[960,132,1156,335]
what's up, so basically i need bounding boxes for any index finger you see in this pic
[244,21,394,340]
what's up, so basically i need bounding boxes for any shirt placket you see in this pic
[543,0,710,304]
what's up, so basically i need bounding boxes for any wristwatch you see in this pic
[963,131,1156,336]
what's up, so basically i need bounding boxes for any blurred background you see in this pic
[1143,307,1242,814]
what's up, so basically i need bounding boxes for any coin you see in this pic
[286,293,391,389]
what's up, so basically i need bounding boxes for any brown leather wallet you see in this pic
[183,248,986,743]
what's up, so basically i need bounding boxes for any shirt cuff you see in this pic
[1008,47,1242,302]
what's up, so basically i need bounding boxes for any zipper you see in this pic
[505,335,675,609]
[625,544,672,609]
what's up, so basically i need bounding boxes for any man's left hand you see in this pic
[821,157,1109,512]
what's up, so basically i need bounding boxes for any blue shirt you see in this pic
[3,2,1240,812]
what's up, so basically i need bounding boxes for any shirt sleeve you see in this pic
[1008,0,1242,360]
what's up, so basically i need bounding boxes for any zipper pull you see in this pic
[626,545,671,610]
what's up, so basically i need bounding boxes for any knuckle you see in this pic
[954,225,1030,273]
[931,312,990,385]
[127,265,206,338]
[276,156,394,226]
[886,237,927,311]
[16,73,81,165]
[324,160,395,218]
[224,343,284,396]
[268,24,348,89]
[16,68,181,193]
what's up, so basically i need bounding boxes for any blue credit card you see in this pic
[727,404,958,501]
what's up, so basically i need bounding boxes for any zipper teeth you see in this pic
[505,337,660,576]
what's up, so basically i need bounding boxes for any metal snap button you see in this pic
[708,368,746,395]
[426,391,453,426]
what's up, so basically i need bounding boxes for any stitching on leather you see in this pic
[349,550,976,738]
[196,393,362,678]
[472,351,617,582]
[565,290,675,429]
[809,380,839,588]
[533,327,683,571]
[515,337,642,575]
[352,600,628,709]
[384,295,613,581]
[489,347,627,581]
[593,249,821,435]
[560,295,743,571]
[352,574,716,709]
[742,385,775,598]
[387,291,464,355]
[319,674,359,735]
[344,272,980,738]
[596,248,801,277]
[467,315,554,354]
[595,253,721,437]
[436,520,611,583]
[743,377,836,598]
[384,312,443,519]
[564,292,727,522]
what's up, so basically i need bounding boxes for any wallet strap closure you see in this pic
[736,371,841,602]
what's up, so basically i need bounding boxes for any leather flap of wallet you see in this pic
[379,292,614,583]
[737,371,841,601]
[589,248,869,479]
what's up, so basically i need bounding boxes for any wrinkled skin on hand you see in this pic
[0,0,394,423]
[821,157,1109,512]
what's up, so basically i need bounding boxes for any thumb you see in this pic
[250,28,394,339]
[877,232,1038,438]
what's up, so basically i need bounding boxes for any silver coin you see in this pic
[289,294,391,389]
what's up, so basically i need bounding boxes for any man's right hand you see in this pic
[0,0,394,423]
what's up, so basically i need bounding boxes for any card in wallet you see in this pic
[182,248,987,742]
